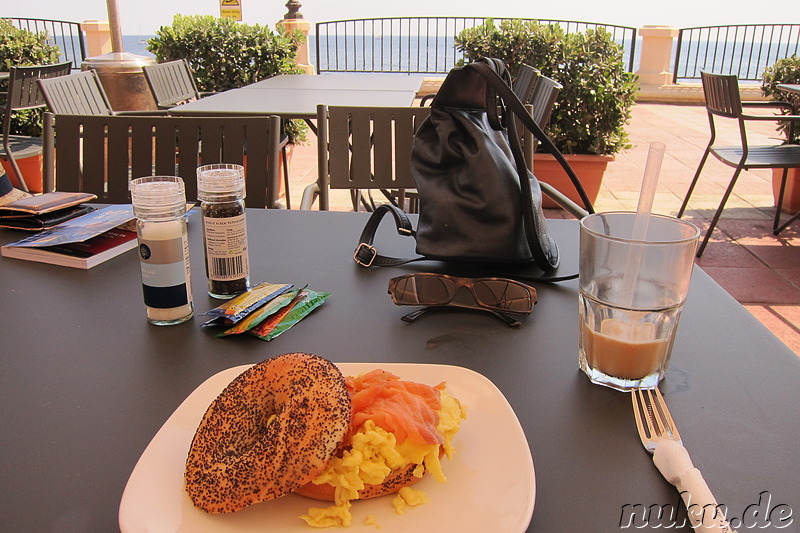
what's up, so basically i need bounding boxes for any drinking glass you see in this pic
[578,212,700,391]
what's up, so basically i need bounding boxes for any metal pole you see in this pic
[106,0,124,52]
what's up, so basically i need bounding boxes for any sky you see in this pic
[8,0,799,36]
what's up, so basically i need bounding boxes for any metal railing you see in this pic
[4,17,87,69]
[674,24,800,82]
[315,17,637,74]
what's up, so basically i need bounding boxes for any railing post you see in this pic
[637,25,679,86]
[81,20,112,57]
[276,1,315,74]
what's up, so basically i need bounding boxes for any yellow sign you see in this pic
[220,0,242,21]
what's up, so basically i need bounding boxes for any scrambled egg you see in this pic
[392,486,429,514]
[299,391,466,528]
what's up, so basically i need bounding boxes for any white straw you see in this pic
[619,142,666,309]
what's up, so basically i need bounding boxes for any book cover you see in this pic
[1,205,138,269]
[1,228,138,269]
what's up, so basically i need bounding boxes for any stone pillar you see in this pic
[276,1,314,74]
[82,20,112,57]
[637,26,679,86]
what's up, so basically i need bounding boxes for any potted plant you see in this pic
[148,15,308,199]
[456,19,637,208]
[761,55,800,212]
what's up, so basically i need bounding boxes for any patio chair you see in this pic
[141,59,214,109]
[677,71,800,257]
[300,104,431,211]
[0,62,72,191]
[521,72,562,167]
[37,69,165,116]
[42,112,283,208]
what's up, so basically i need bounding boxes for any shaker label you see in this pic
[202,214,250,281]
[138,234,192,308]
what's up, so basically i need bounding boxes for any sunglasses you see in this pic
[388,273,537,315]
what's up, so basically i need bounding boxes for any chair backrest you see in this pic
[513,64,541,104]
[142,59,201,109]
[528,73,562,129]
[4,62,73,114]
[700,71,744,119]
[37,70,115,115]
[519,73,562,167]
[43,113,282,208]
[318,105,431,209]
[3,62,73,140]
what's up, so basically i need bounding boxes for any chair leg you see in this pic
[281,146,290,209]
[773,168,800,234]
[2,146,30,193]
[696,165,745,257]
[678,148,711,218]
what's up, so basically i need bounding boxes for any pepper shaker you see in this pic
[197,164,251,299]
[129,176,194,325]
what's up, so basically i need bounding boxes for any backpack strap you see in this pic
[353,204,423,267]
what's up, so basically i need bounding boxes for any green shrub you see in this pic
[761,55,800,144]
[0,19,61,136]
[147,15,307,144]
[456,19,638,155]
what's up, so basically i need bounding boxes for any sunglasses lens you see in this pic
[393,275,456,305]
[473,280,533,313]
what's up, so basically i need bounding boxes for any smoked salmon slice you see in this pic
[346,369,446,446]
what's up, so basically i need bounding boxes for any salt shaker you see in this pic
[197,164,251,299]
[129,176,194,325]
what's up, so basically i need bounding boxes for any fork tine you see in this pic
[631,388,653,443]
[652,387,682,441]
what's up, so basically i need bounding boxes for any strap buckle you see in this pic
[354,243,377,267]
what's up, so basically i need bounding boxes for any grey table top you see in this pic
[1,209,798,532]
[171,74,421,119]
[243,73,425,92]
[777,83,800,95]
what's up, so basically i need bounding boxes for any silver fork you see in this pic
[632,388,736,532]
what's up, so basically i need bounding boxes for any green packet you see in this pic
[201,282,294,327]
[216,287,303,337]
[249,289,330,341]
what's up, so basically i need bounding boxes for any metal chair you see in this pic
[37,69,116,115]
[141,59,213,110]
[678,71,800,256]
[520,72,562,167]
[0,62,72,191]
[42,113,283,208]
[301,104,431,211]
[142,60,293,207]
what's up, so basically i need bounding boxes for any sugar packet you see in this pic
[248,289,330,341]
[201,282,293,327]
[216,287,303,337]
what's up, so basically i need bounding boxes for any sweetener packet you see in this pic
[216,287,302,337]
[201,282,294,327]
[249,289,330,341]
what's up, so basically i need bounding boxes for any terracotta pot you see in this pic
[772,167,800,213]
[533,153,614,209]
[1,154,44,194]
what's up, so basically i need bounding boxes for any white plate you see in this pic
[119,362,535,532]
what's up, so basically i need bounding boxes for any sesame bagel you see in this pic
[184,352,351,513]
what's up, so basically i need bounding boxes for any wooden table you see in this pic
[1,210,798,531]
